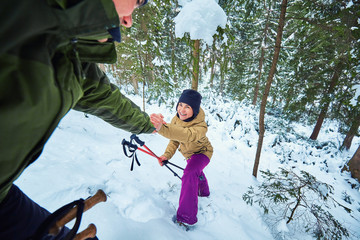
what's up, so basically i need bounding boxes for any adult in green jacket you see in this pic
[0,0,153,239]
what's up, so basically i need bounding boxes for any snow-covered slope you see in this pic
[16,94,360,240]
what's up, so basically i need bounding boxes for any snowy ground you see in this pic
[16,93,360,240]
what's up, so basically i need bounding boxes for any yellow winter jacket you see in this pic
[158,108,213,160]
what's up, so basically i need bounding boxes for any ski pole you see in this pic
[122,139,141,170]
[135,146,163,166]
[122,135,184,179]
[73,224,97,240]
[49,190,107,236]
[164,160,185,171]
[138,150,182,180]
[132,134,183,169]
[162,162,182,180]
[130,134,164,166]
[122,138,164,169]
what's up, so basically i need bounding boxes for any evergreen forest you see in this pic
[105,0,360,178]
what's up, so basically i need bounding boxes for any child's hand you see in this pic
[158,155,168,166]
[150,113,166,132]
[151,113,165,122]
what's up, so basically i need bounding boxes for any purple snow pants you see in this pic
[176,154,210,225]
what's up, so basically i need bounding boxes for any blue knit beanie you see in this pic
[177,89,202,121]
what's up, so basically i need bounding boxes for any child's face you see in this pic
[177,102,194,121]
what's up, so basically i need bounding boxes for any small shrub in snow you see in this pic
[243,168,350,240]
[342,191,354,205]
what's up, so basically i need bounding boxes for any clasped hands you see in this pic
[150,113,168,165]
[150,113,166,132]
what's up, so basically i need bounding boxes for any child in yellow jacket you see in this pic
[150,89,213,227]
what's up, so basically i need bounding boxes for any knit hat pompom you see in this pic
[177,89,202,120]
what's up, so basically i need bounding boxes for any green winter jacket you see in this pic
[0,0,154,203]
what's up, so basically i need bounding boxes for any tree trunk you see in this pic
[142,81,145,111]
[192,39,200,91]
[111,64,116,80]
[131,75,139,94]
[219,46,228,96]
[341,116,360,150]
[170,28,178,88]
[253,0,288,178]
[310,62,343,140]
[137,48,144,96]
[140,17,153,84]
[145,53,155,83]
[252,49,262,105]
[342,145,360,182]
[284,83,294,112]
[309,107,327,140]
[210,39,216,89]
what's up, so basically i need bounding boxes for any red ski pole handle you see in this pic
[128,135,164,166]
[142,145,158,158]
[142,145,165,166]
[137,146,164,166]
[137,147,154,157]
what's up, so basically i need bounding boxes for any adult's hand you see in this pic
[150,113,166,132]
